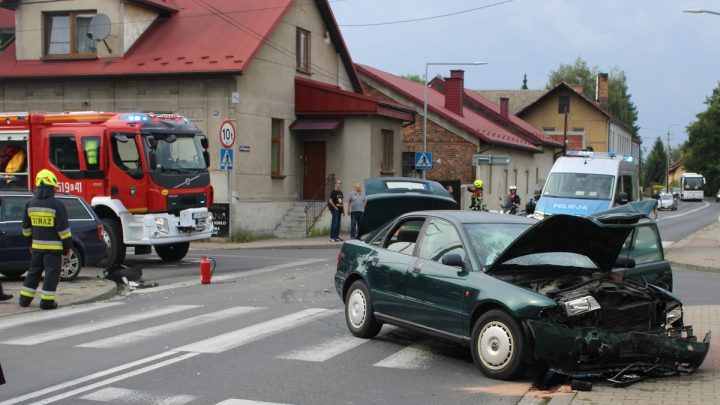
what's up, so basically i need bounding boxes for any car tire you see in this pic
[471,310,525,380]
[60,246,82,281]
[97,218,126,269]
[155,242,190,262]
[344,280,382,338]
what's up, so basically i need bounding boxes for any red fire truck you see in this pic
[0,112,214,268]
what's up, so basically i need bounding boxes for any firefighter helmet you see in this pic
[35,169,58,187]
[473,179,483,188]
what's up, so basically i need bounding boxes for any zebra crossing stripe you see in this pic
[175,308,341,353]
[373,344,434,369]
[79,387,196,404]
[77,306,263,349]
[277,335,369,362]
[216,400,294,405]
[2,305,199,346]
[0,302,123,329]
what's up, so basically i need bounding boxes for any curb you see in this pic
[62,278,119,306]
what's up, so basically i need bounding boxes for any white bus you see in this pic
[680,173,705,201]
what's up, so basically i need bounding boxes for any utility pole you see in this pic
[666,130,670,192]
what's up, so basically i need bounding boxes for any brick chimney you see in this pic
[500,97,509,119]
[596,73,609,111]
[444,70,464,116]
[570,84,584,95]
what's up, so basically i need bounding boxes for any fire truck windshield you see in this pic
[154,136,206,172]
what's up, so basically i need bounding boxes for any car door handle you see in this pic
[411,266,422,274]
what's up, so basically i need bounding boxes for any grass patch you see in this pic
[309,226,329,237]
[226,231,273,243]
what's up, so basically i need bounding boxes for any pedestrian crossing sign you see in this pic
[415,152,432,170]
[219,148,234,170]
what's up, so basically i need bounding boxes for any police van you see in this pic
[533,151,640,219]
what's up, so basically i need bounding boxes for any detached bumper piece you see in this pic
[528,320,711,386]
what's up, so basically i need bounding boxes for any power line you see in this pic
[338,0,515,27]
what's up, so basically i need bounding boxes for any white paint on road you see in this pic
[2,305,199,345]
[175,308,340,353]
[0,302,123,329]
[373,344,434,369]
[216,400,294,405]
[656,201,710,222]
[277,335,369,362]
[132,259,326,294]
[80,387,196,405]
[77,306,263,349]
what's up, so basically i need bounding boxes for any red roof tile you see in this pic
[0,0,295,78]
[356,64,538,152]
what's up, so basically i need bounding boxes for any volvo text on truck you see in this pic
[0,112,214,268]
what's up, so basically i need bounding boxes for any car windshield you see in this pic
[464,223,530,268]
[660,194,673,201]
[543,173,614,200]
[155,136,206,171]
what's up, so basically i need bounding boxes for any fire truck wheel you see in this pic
[155,242,190,262]
[60,246,82,281]
[98,218,126,269]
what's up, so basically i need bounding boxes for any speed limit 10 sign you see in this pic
[219,120,236,148]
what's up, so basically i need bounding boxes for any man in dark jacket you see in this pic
[19,169,72,310]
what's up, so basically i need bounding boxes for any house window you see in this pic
[271,119,283,176]
[44,11,96,58]
[381,130,394,173]
[558,96,570,114]
[542,127,555,132]
[296,28,310,73]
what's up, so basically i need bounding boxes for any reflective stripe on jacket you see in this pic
[22,186,73,252]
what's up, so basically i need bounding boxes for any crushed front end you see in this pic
[525,277,710,377]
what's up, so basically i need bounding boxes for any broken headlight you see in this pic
[155,218,170,234]
[666,305,683,326]
[563,296,601,316]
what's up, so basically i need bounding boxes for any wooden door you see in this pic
[303,142,326,200]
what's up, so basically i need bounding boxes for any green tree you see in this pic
[403,74,424,84]
[546,57,639,139]
[684,82,720,196]
[643,137,667,187]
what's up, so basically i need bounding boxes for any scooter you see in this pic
[525,189,542,214]
[499,194,520,215]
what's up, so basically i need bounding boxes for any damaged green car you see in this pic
[334,178,710,380]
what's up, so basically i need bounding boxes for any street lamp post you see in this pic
[666,123,681,192]
[422,62,488,179]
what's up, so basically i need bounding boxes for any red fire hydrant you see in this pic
[200,256,216,284]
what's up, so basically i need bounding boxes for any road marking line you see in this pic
[277,335,370,362]
[77,306,263,348]
[132,259,326,294]
[79,387,196,404]
[2,305,199,346]
[175,308,341,353]
[29,352,200,405]
[656,201,709,222]
[0,302,123,329]
[373,344,434,369]
[216,400,294,405]
[0,351,180,405]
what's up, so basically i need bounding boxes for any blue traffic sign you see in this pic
[219,148,234,170]
[415,152,433,169]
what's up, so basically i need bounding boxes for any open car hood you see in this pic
[358,177,458,236]
[485,202,656,274]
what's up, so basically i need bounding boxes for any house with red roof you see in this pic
[0,0,414,238]
[357,64,561,209]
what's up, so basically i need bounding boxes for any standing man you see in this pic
[328,180,344,242]
[19,169,72,310]
[348,182,367,239]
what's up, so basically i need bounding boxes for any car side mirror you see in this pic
[442,253,466,270]
[149,152,158,171]
[203,151,210,168]
[200,137,209,149]
[616,192,629,205]
[614,256,635,269]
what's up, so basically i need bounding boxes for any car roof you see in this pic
[0,191,83,199]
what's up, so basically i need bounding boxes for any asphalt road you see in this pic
[655,198,719,243]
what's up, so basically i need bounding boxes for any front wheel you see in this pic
[155,242,190,262]
[344,281,381,338]
[471,310,526,380]
[60,246,82,281]
[97,218,126,269]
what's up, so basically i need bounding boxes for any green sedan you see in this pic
[334,177,709,381]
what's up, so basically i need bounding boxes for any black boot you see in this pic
[40,300,57,310]
[0,283,12,301]
[19,295,33,307]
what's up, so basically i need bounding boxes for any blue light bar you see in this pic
[119,113,150,122]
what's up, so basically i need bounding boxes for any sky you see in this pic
[330,0,720,152]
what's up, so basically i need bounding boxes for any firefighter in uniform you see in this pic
[19,169,72,310]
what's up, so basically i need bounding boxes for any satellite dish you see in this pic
[88,13,111,41]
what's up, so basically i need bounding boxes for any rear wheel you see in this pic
[344,280,381,338]
[97,218,125,269]
[155,242,190,262]
[60,246,82,281]
[471,310,525,380]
